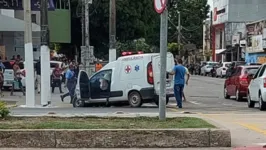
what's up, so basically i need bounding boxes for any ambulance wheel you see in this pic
[73,97,84,108]
[128,91,142,107]
[155,96,169,106]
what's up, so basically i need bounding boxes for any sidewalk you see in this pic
[0,89,72,108]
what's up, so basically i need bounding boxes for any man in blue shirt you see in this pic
[169,59,190,108]
[60,64,76,103]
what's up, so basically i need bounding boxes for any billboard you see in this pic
[213,0,229,25]
[0,0,55,11]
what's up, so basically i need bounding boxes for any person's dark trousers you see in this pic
[174,84,184,108]
[52,79,63,93]
[66,81,76,104]
[61,92,70,102]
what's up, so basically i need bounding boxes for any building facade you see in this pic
[211,0,266,62]
[0,0,71,60]
[245,19,266,64]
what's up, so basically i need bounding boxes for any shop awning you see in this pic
[0,14,40,32]
[215,49,226,54]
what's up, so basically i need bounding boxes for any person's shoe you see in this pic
[60,95,64,102]
[38,91,40,94]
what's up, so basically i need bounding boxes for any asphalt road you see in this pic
[8,75,261,115]
[5,75,266,148]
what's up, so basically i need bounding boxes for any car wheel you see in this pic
[235,89,243,101]
[247,92,255,108]
[128,91,142,107]
[224,86,230,99]
[72,96,85,108]
[259,94,266,111]
[155,96,169,106]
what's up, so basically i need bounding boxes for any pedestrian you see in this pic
[0,68,4,97]
[51,64,63,93]
[174,59,189,102]
[60,64,76,103]
[95,60,103,72]
[10,60,25,96]
[36,58,41,94]
[169,59,190,108]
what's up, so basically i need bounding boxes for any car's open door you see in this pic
[152,53,175,95]
[76,70,90,99]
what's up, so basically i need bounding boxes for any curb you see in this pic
[0,129,231,148]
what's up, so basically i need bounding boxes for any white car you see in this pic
[201,65,213,76]
[74,53,175,108]
[247,64,266,111]
[216,62,231,78]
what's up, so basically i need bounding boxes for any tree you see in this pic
[168,0,210,48]
[89,0,160,56]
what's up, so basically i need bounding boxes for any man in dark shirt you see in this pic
[36,60,41,94]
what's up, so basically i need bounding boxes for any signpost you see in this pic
[154,0,168,120]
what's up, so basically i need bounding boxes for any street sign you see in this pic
[154,0,166,14]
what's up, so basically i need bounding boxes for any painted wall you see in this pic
[245,53,266,64]
[228,0,266,22]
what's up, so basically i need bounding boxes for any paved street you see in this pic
[3,75,266,148]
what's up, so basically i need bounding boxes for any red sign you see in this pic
[213,7,217,21]
[154,0,166,14]
[125,65,131,74]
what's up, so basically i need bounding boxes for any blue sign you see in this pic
[135,65,140,72]
[0,0,55,11]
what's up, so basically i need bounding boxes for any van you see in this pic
[74,53,175,107]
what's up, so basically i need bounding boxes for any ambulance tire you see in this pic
[73,96,85,108]
[128,91,143,107]
[155,96,169,106]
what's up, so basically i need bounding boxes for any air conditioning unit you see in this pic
[239,40,246,47]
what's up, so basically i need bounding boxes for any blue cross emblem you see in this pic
[135,65,140,71]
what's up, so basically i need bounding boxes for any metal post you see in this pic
[40,0,51,106]
[84,0,91,75]
[81,0,85,46]
[109,0,116,62]
[178,11,181,55]
[159,8,168,120]
[24,0,35,107]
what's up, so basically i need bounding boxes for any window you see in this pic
[258,65,266,77]
[31,14,37,23]
[90,70,112,83]
[253,66,261,79]
[219,30,223,49]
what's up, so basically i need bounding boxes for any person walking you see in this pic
[61,64,76,103]
[36,59,41,94]
[169,59,190,108]
[10,60,25,96]
[51,64,63,93]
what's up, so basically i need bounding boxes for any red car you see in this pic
[224,65,260,101]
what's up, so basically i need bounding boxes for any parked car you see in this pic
[224,65,260,101]
[201,65,213,76]
[216,62,231,78]
[247,63,266,110]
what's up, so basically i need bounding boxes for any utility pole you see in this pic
[40,0,51,106]
[24,0,35,107]
[109,0,116,62]
[177,11,181,56]
[159,5,168,121]
[81,0,85,46]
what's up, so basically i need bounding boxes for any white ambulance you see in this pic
[74,53,175,107]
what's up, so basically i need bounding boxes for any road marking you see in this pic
[188,101,201,105]
[236,122,266,135]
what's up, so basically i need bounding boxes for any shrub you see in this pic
[0,101,10,118]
